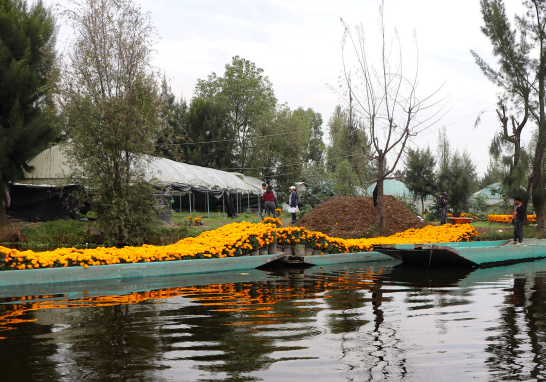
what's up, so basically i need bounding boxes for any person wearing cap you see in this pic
[439,192,448,225]
[259,183,267,218]
[262,185,277,218]
[288,186,298,223]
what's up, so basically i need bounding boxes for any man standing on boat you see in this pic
[510,196,525,246]
[439,192,448,225]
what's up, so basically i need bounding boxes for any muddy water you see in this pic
[0,259,546,381]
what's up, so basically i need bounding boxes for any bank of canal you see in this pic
[1,259,545,381]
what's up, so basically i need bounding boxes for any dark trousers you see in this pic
[440,208,447,225]
[292,212,297,221]
[513,219,523,243]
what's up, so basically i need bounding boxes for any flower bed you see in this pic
[487,215,537,223]
[0,222,478,271]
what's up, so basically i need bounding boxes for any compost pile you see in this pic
[293,195,428,238]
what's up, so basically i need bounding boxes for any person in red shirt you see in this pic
[261,185,277,218]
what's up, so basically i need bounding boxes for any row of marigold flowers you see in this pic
[0,218,478,271]
[487,215,537,223]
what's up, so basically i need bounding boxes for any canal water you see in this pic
[1,259,546,381]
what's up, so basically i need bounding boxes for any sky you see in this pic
[44,0,530,176]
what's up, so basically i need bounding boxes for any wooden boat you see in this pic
[373,239,546,268]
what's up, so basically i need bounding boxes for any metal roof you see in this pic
[21,145,262,194]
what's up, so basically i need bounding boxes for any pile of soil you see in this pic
[293,195,428,238]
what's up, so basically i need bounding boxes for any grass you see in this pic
[471,221,507,229]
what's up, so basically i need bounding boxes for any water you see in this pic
[1,259,546,381]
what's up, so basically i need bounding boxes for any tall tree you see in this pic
[183,97,234,169]
[61,0,163,246]
[194,56,277,170]
[472,0,546,230]
[293,107,326,164]
[155,76,187,161]
[0,0,58,224]
[336,1,443,232]
[404,147,436,215]
[438,150,477,216]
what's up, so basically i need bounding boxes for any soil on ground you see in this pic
[292,195,428,238]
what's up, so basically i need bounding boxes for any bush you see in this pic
[147,225,189,245]
[394,196,419,215]
[21,220,91,246]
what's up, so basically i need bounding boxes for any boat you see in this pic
[373,239,546,268]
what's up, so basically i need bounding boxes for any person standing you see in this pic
[259,183,267,218]
[288,186,298,224]
[439,192,448,225]
[510,196,525,245]
[262,185,277,218]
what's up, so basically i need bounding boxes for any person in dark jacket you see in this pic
[261,185,277,218]
[510,196,525,245]
[289,186,298,223]
[439,192,448,225]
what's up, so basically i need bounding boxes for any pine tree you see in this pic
[0,0,58,224]
[183,97,234,169]
[404,147,436,215]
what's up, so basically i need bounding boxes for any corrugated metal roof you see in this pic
[22,145,262,193]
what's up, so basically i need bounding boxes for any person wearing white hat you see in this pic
[288,186,298,223]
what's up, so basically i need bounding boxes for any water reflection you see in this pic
[0,260,546,381]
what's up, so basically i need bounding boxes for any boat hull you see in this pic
[374,240,546,268]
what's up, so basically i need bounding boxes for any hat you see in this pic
[442,192,448,196]
[289,186,296,190]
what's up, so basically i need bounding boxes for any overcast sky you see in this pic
[45,0,530,176]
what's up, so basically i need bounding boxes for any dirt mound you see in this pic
[293,195,428,238]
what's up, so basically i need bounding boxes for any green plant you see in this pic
[21,220,91,246]
[394,196,419,215]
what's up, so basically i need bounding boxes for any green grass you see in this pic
[471,221,507,229]
[21,220,97,246]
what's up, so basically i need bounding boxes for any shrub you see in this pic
[21,220,90,246]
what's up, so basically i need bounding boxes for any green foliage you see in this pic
[0,0,59,222]
[21,220,90,245]
[394,196,419,216]
[438,150,477,216]
[470,194,489,214]
[326,106,371,186]
[61,0,163,246]
[479,159,504,189]
[183,97,234,169]
[425,200,440,222]
[155,76,188,161]
[404,146,436,215]
[473,0,546,226]
[195,55,277,169]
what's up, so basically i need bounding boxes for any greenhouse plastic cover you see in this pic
[21,145,262,194]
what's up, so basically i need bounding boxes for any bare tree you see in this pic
[334,2,444,232]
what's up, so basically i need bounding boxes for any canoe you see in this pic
[373,239,546,268]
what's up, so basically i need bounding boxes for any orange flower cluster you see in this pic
[262,217,282,227]
[0,221,477,271]
[487,215,537,223]
[277,224,478,254]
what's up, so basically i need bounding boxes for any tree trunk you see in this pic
[0,203,7,226]
[375,154,385,232]
[421,197,425,216]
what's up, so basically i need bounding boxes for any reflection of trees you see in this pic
[0,310,61,381]
[53,304,165,381]
[485,276,546,381]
